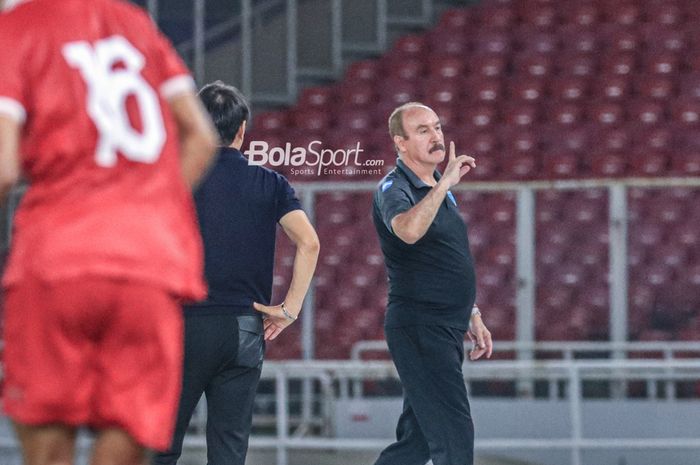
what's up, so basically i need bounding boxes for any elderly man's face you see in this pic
[395,106,445,167]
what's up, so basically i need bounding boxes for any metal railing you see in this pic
[191,359,700,465]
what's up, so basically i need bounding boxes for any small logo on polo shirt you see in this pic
[447,191,457,206]
[381,180,394,192]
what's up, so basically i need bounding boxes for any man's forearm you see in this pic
[391,180,450,244]
[283,240,320,315]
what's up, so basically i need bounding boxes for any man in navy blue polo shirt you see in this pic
[154,81,319,465]
[372,102,493,465]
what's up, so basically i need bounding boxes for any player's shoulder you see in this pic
[375,166,406,195]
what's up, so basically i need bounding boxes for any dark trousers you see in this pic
[153,312,264,465]
[374,325,474,465]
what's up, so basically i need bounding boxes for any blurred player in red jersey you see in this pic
[0,0,219,464]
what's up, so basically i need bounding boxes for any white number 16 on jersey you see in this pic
[62,35,165,167]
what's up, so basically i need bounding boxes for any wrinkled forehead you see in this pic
[402,105,440,131]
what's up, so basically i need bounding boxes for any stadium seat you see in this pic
[427,56,464,80]
[592,74,631,101]
[600,52,637,76]
[391,34,428,59]
[513,53,553,77]
[468,53,508,77]
[519,3,557,29]
[475,3,515,29]
[508,77,545,102]
[590,152,627,177]
[297,86,335,110]
[385,57,424,81]
[514,28,558,54]
[338,82,375,107]
[502,102,540,127]
[643,51,680,75]
[634,74,675,100]
[560,2,598,27]
[603,26,640,53]
[345,60,381,82]
[560,25,599,54]
[586,101,624,126]
[437,7,473,30]
[472,31,511,55]
[253,111,288,132]
[627,99,666,125]
[462,103,498,129]
[602,2,640,26]
[557,53,596,76]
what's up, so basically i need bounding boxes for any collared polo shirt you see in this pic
[187,147,301,315]
[372,158,476,329]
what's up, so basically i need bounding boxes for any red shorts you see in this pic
[2,276,183,451]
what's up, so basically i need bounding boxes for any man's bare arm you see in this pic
[0,115,21,208]
[168,91,219,189]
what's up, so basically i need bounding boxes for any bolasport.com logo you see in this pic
[245,140,384,176]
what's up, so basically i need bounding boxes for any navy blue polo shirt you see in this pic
[372,158,476,330]
[187,147,301,315]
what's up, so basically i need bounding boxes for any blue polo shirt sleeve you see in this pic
[275,174,302,221]
[376,178,413,234]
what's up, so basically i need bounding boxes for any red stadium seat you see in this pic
[508,77,545,102]
[468,53,508,77]
[672,150,700,175]
[338,82,375,107]
[437,8,474,30]
[549,76,589,101]
[345,60,381,82]
[519,3,557,29]
[427,56,464,80]
[670,100,700,125]
[391,34,428,59]
[634,75,675,100]
[557,53,596,76]
[297,86,335,110]
[586,101,624,126]
[428,30,469,57]
[643,51,680,75]
[424,79,460,105]
[501,152,539,179]
[600,53,637,76]
[472,31,511,55]
[678,74,700,98]
[385,57,425,81]
[590,152,627,177]
[502,102,540,127]
[641,26,687,53]
[291,109,332,131]
[253,111,288,132]
[602,2,641,26]
[513,53,553,77]
[464,77,504,103]
[544,101,583,125]
[335,108,374,133]
[603,26,640,53]
[379,79,421,105]
[514,28,558,54]
[475,4,515,29]
[560,2,599,27]
[627,99,666,125]
[592,74,631,101]
[462,103,498,130]
[560,25,599,54]
[644,2,684,26]
[542,151,581,178]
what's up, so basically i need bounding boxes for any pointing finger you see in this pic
[449,141,456,161]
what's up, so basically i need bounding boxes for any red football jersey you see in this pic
[0,0,206,300]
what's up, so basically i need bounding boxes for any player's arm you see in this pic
[0,115,21,208]
[391,142,476,244]
[254,210,320,341]
[168,91,218,189]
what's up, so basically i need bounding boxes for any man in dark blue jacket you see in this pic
[372,102,493,465]
[154,81,319,465]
